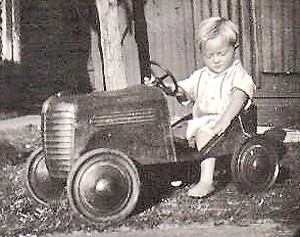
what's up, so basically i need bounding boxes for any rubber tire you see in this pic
[67,148,140,224]
[26,147,65,205]
[231,137,280,193]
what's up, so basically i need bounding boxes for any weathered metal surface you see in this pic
[83,85,177,165]
[43,98,76,179]
[42,85,177,178]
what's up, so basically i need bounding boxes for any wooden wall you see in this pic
[1,0,299,128]
[192,0,256,76]
[118,4,141,87]
[144,0,196,117]
[88,0,300,128]
[139,0,258,118]
[141,0,300,128]
[254,0,300,128]
[143,0,257,79]
[257,0,300,73]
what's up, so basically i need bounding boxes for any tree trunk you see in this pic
[95,0,127,91]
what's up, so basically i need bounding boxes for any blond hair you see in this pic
[196,17,239,49]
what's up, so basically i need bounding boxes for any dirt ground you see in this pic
[41,223,298,237]
[0,116,299,237]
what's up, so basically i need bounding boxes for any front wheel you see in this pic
[26,147,65,205]
[67,148,140,224]
[231,137,280,193]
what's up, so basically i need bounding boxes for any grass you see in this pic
[0,116,299,236]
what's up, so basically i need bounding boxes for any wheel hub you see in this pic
[67,149,141,223]
[77,163,131,215]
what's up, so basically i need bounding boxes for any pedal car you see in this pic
[26,62,279,224]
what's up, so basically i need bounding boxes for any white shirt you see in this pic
[178,59,255,141]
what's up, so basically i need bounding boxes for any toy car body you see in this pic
[27,84,279,224]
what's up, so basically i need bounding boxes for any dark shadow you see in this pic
[214,154,233,189]
[132,0,151,81]
[132,161,197,215]
[261,127,287,158]
[0,62,22,115]
[46,0,94,94]
[261,127,289,184]
[174,138,233,188]
[15,0,94,115]
[132,163,178,215]
[3,0,151,115]
[132,153,232,215]
[275,166,291,183]
[0,142,25,165]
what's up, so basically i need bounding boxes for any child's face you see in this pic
[202,35,235,74]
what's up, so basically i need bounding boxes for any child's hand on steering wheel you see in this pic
[143,75,157,86]
[144,75,176,91]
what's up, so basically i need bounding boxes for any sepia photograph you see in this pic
[0,0,299,236]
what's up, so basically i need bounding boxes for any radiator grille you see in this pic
[92,108,158,127]
[44,102,76,179]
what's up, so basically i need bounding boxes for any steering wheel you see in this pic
[149,61,179,96]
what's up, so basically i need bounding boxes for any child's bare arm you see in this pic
[212,89,248,135]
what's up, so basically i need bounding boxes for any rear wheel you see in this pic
[231,137,280,193]
[67,148,140,224]
[26,147,65,205]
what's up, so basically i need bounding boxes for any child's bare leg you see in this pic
[187,157,216,197]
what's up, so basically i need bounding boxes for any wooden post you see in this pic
[95,0,127,91]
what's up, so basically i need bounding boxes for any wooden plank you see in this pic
[182,0,197,71]
[219,0,229,18]
[229,0,239,23]
[145,0,194,118]
[256,0,300,74]
[192,0,255,78]
[292,0,300,72]
[253,0,263,86]
[260,0,273,72]
[118,3,141,86]
[192,0,201,26]
[12,0,20,62]
[89,28,104,91]
[1,0,13,61]
[201,0,212,19]
[248,0,260,84]
[255,98,300,129]
[255,73,300,98]
[240,0,252,74]
[211,0,219,16]
[192,0,204,67]
[282,0,294,73]
[146,0,196,78]
[228,0,242,61]
[95,0,127,91]
[253,0,300,74]
[272,0,284,72]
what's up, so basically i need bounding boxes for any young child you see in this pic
[176,17,256,198]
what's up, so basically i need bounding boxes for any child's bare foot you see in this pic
[187,181,215,198]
